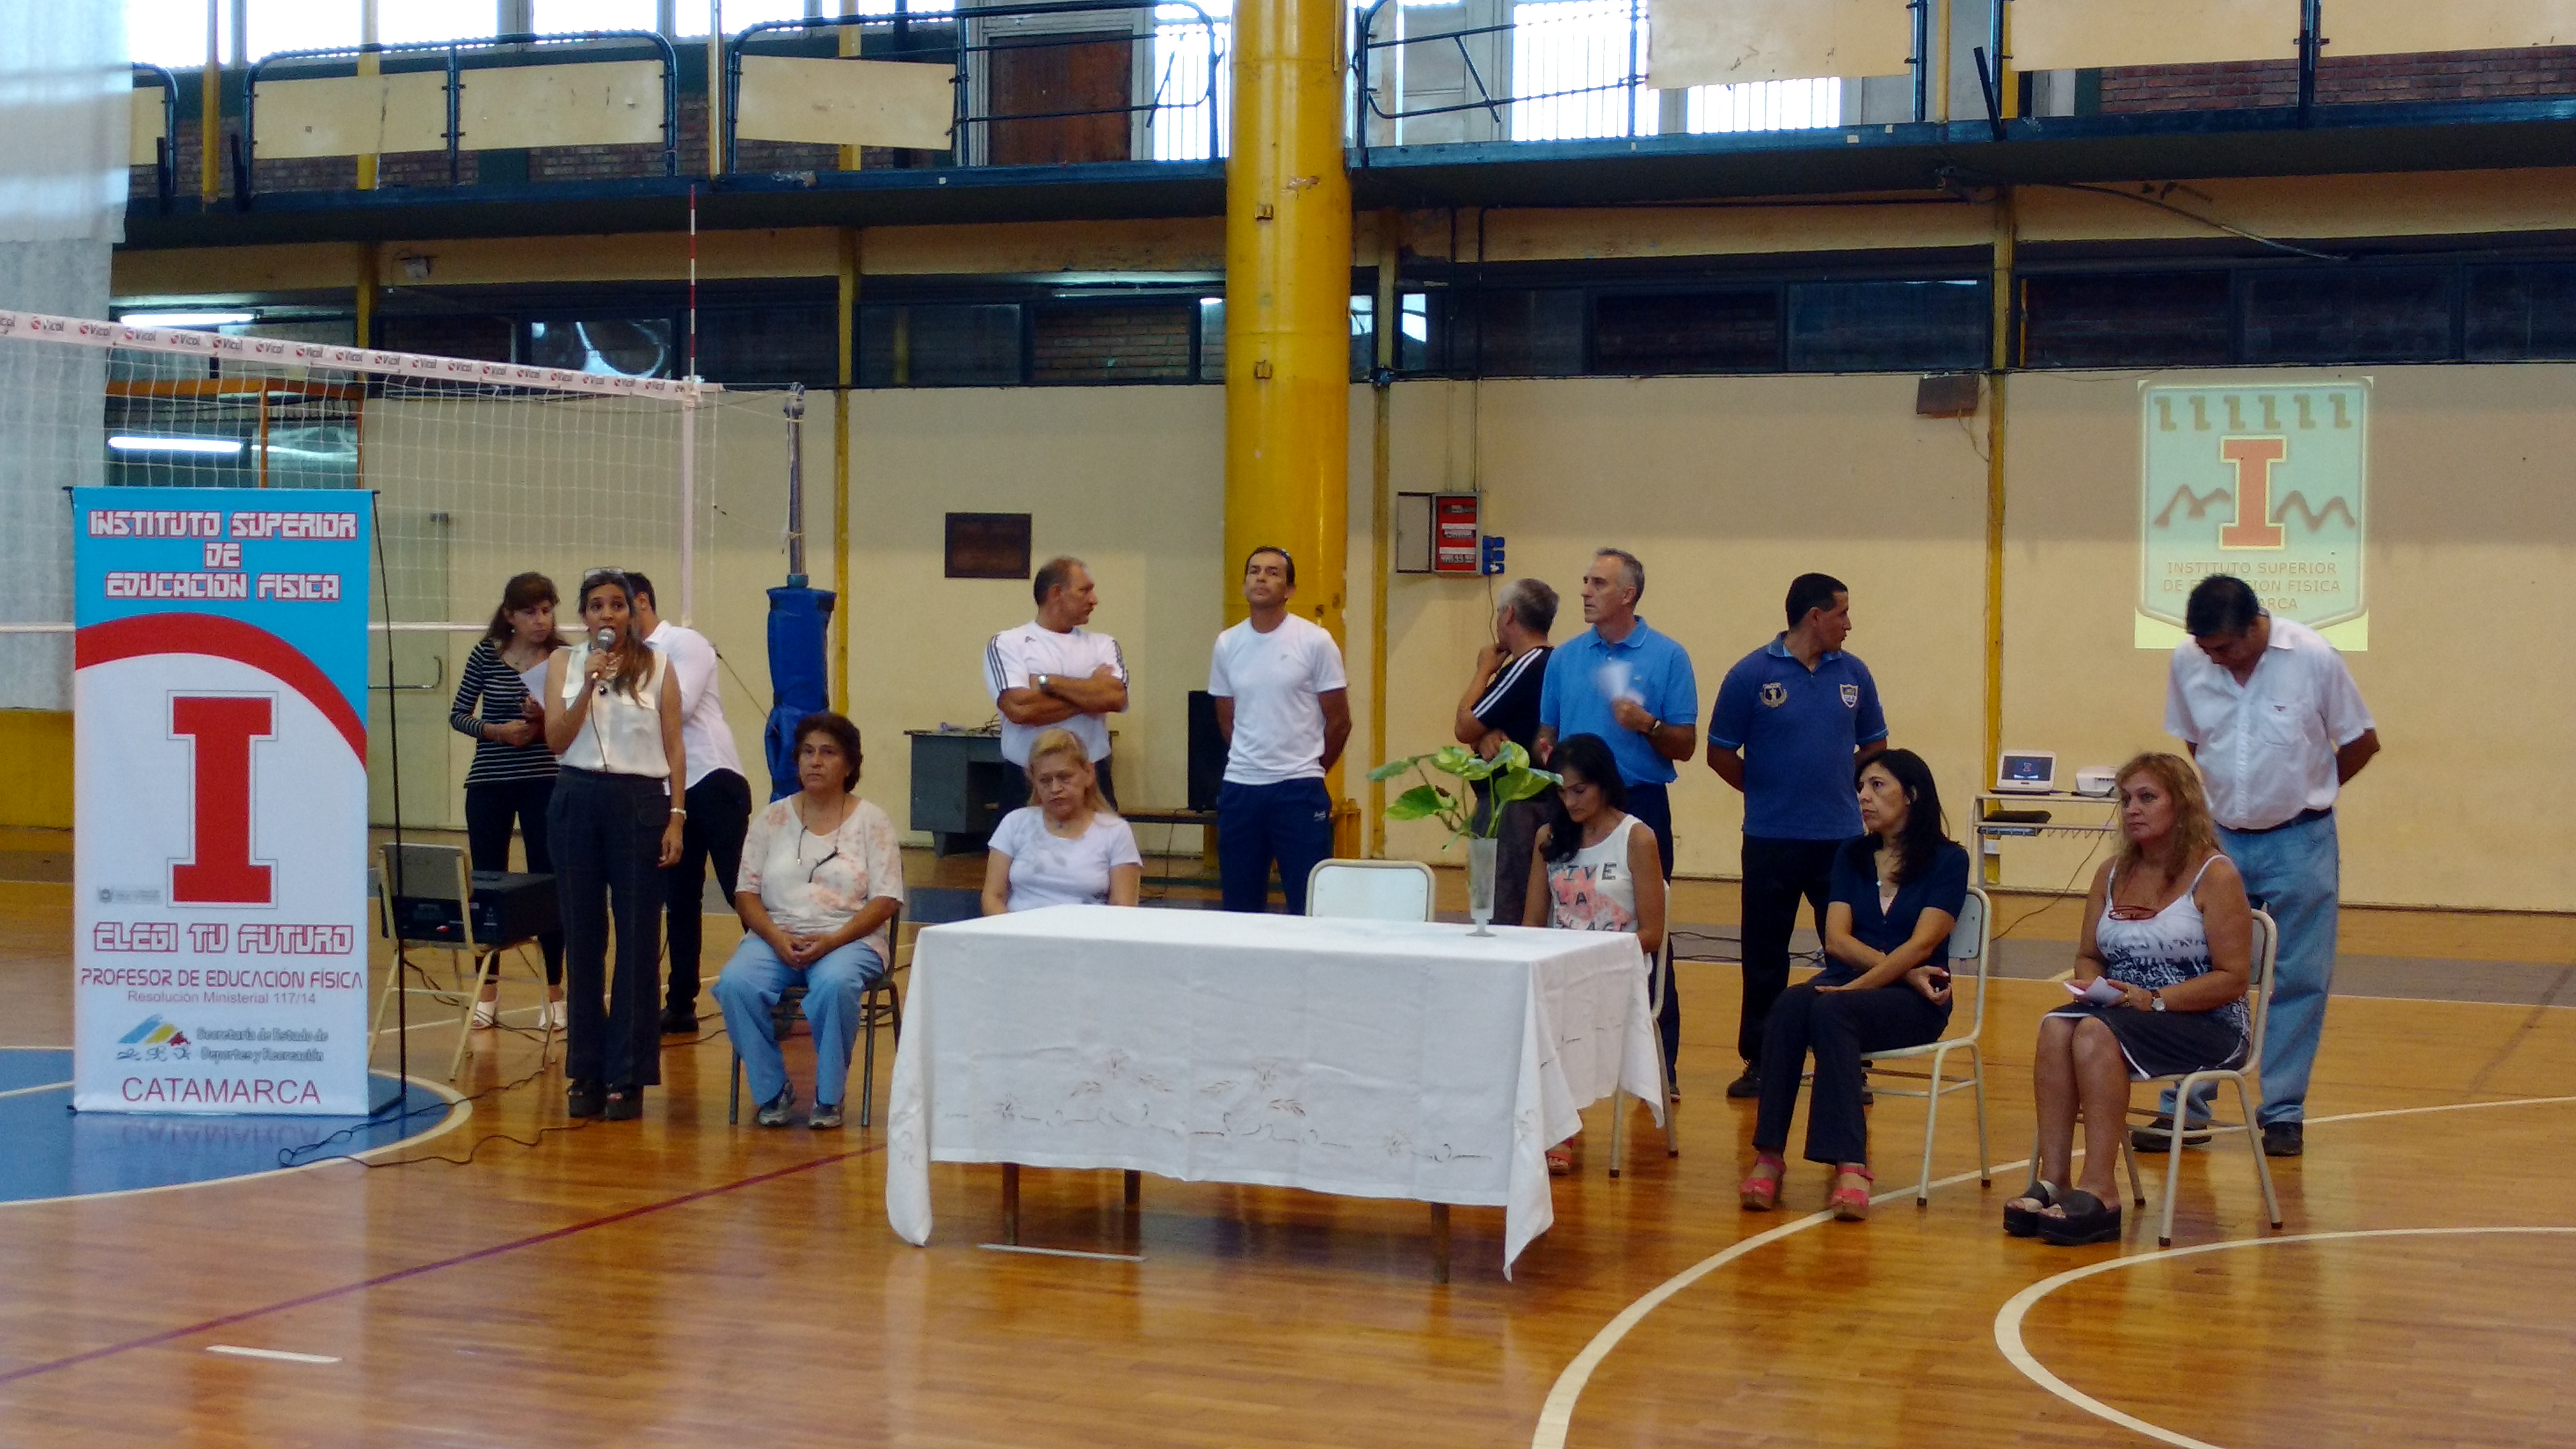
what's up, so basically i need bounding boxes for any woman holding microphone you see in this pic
[544,569,685,1121]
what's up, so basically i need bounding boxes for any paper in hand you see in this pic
[1595,659,1640,705]
[2065,978,2125,1006]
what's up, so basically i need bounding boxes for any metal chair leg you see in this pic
[1916,1050,1947,1206]
[2239,1075,2282,1228]
[727,1051,742,1125]
[859,988,878,1129]
[2159,1071,2198,1247]
[2123,1133,2146,1207]
[1969,1043,1992,1186]
[1430,1202,1450,1285]
[445,949,496,1083]
[1606,1087,1627,1179]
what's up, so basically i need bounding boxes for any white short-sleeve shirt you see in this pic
[989,806,1143,911]
[647,621,746,788]
[1207,613,1347,786]
[985,622,1127,766]
[2164,617,2375,832]
[737,796,906,961]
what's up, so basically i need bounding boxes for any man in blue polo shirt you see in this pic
[1537,547,1697,1087]
[1707,573,1888,1100]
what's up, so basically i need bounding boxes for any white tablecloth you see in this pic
[884,904,1662,1276]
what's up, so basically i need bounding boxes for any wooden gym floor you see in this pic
[1,836,2572,1448]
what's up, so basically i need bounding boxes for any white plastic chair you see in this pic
[1606,935,1679,1176]
[1858,885,1992,1205]
[2121,907,2283,1248]
[371,842,554,1082]
[1304,859,1435,922]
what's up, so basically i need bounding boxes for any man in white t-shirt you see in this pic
[2160,573,2379,1159]
[986,556,1129,806]
[1208,546,1351,914]
[628,574,751,1036]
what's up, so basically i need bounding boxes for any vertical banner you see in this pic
[72,488,373,1114]
[2139,381,2369,651]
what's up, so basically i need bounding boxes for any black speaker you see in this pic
[1187,690,1224,812]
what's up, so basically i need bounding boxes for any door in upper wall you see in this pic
[986,28,1135,164]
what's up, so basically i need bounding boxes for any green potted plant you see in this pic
[1368,742,1559,935]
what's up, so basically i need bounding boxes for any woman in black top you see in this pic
[449,571,567,1026]
[1739,749,1968,1222]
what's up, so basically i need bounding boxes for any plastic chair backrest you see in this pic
[1305,859,1435,922]
[381,842,478,951]
[1947,885,1993,1040]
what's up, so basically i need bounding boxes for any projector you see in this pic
[2073,766,2118,798]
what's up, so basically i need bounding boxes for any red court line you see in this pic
[0,1141,887,1387]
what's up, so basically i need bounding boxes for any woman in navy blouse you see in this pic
[1739,748,1968,1222]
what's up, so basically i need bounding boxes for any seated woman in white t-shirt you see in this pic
[981,728,1143,913]
[1521,732,1666,1175]
[711,711,904,1131]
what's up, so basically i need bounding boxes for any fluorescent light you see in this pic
[107,435,244,456]
[120,311,255,329]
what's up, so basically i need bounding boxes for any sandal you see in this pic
[1546,1145,1574,1177]
[1739,1152,1786,1212]
[566,1079,604,1119]
[1828,1164,1873,1222]
[2037,1189,2122,1246]
[2003,1180,2059,1238]
[470,996,499,1029]
[603,1084,644,1121]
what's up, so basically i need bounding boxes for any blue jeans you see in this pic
[2166,812,2339,1126]
[1217,778,1334,914]
[712,932,886,1110]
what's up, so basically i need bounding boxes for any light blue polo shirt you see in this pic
[1538,617,1699,787]
[1709,634,1889,840]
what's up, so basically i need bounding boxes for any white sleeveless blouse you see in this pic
[1546,814,1644,935]
[557,644,671,779]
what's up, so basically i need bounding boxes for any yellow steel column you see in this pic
[1225,0,1354,768]
[1981,190,2014,885]
[356,0,380,190]
[832,227,858,714]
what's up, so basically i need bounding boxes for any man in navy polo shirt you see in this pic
[1537,547,1698,1087]
[1707,573,1888,1100]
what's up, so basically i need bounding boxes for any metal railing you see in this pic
[130,63,179,213]
[724,1,1225,174]
[240,30,680,200]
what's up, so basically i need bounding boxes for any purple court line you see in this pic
[0,1140,888,1387]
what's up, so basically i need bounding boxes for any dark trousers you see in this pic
[1623,782,1680,1084]
[1753,979,1948,1165]
[662,768,751,1010]
[549,768,665,1089]
[1739,835,1840,1065]
[1474,787,1550,931]
[462,776,563,984]
[1000,756,1118,813]
[1217,778,1334,914]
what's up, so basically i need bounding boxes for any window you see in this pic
[1152,0,1231,160]
[2465,263,2576,361]
[1510,0,1653,140]
[127,0,209,67]
[537,0,659,33]
[859,303,1024,386]
[2241,268,2455,364]
[1031,301,1197,382]
[1198,297,1227,380]
[2022,272,2232,370]
[699,305,838,386]
[525,318,678,378]
[1349,293,1437,376]
[1682,78,1842,134]
[1787,280,1987,372]
[1593,288,1780,373]
[1465,289,1584,376]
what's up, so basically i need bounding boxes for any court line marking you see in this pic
[203,1345,342,1365]
[1991,1226,2576,1449]
[0,1081,73,1101]
[979,1243,1148,1262]
[0,1075,473,1212]
[0,1139,889,1386]
[1529,1092,2576,1449]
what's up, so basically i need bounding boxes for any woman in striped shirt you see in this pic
[449,571,568,1027]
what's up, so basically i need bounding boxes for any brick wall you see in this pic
[1031,303,1194,382]
[2102,46,2576,112]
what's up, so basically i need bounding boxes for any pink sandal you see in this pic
[1828,1164,1874,1222]
[1739,1152,1786,1211]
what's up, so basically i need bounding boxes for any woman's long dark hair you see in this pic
[1540,733,1628,865]
[578,571,656,700]
[1861,747,1952,882]
[483,571,561,652]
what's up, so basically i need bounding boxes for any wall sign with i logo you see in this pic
[72,488,373,1114]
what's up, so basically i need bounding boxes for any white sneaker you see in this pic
[545,999,569,1030]
[470,998,499,1029]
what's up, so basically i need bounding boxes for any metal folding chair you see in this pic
[1607,935,1680,1176]
[2120,907,2284,1247]
[1304,859,1436,922]
[1859,886,1994,1205]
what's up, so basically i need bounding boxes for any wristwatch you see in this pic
[1645,715,1664,735]
[2150,990,2168,1012]
[1034,672,1052,693]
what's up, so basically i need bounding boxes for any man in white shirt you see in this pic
[2161,573,2379,1158]
[628,575,752,1036]
[985,556,1129,806]
[1208,546,1351,914]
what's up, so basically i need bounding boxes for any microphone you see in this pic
[592,627,617,696]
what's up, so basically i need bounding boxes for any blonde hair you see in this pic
[1026,728,1111,815]
[2114,751,2220,876]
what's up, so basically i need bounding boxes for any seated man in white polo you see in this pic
[1209,546,1350,915]
[986,555,1128,808]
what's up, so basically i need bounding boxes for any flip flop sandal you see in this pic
[2003,1180,2059,1238]
[1546,1146,1574,1177]
[1828,1165,1874,1222]
[1739,1153,1786,1211]
[2037,1189,2123,1246]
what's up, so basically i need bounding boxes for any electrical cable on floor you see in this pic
[1990,828,2112,946]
